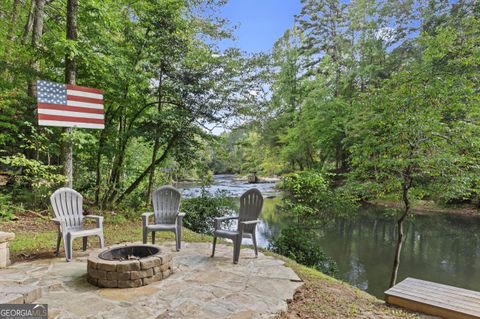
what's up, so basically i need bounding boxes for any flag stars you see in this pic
[37,80,67,104]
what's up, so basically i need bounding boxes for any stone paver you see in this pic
[0,231,15,268]
[0,284,41,304]
[0,242,302,318]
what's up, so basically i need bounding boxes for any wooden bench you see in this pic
[385,278,480,319]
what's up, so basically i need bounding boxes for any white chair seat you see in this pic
[68,227,103,238]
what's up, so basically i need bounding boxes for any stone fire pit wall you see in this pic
[87,246,173,288]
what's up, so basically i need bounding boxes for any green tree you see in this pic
[347,17,480,286]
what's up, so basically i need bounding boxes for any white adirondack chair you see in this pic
[142,186,185,251]
[211,188,263,263]
[50,187,104,261]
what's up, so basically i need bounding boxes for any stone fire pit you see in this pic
[87,244,173,288]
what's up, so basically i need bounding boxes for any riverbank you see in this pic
[272,253,422,318]
[0,213,423,318]
[369,199,480,217]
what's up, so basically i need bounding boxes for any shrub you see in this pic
[0,193,16,220]
[0,154,65,209]
[270,171,355,277]
[279,171,357,226]
[181,187,236,234]
[269,225,338,277]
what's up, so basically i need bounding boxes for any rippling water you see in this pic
[177,174,280,198]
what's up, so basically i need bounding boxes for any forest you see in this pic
[0,0,479,287]
[211,0,480,210]
[0,0,270,210]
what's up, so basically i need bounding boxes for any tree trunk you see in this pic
[115,132,181,204]
[102,101,156,206]
[101,28,151,204]
[63,0,77,188]
[27,0,45,97]
[335,146,340,170]
[94,129,106,205]
[22,0,35,45]
[7,0,22,42]
[101,81,131,205]
[146,69,164,204]
[146,138,161,204]
[389,177,411,288]
[104,138,127,204]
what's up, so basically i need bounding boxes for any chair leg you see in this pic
[175,229,181,251]
[83,237,88,251]
[152,231,156,244]
[99,233,105,248]
[143,228,148,244]
[55,231,61,256]
[177,225,182,250]
[233,235,242,264]
[66,233,73,262]
[251,232,258,257]
[211,236,217,257]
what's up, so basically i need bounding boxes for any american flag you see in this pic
[36,80,104,129]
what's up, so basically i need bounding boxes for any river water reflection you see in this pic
[179,175,480,298]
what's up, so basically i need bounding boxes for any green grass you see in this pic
[10,230,57,256]
[7,218,213,260]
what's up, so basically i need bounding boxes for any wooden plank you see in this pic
[385,278,480,319]
[394,282,480,307]
[388,278,480,303]
[391,284,480,304]
[405,278,480,300]
[389,282,480,307]
[387,286,480,315]
[386,295,480,319]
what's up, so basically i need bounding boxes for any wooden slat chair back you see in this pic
[50,188,104,261]
[142,186,186,251]
[211,188,264,263]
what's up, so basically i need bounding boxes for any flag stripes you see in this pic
[38,114,105,124]
[66,90,103,99]
[37,103,104,114]
[36,80,104,129]
[67,95,103,104]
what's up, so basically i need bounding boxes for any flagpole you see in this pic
[64,0,77,188]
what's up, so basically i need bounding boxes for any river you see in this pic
[178,174,480,298]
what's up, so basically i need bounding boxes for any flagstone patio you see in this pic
[0,242,302,318]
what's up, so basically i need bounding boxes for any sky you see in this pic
[217,0,302,53]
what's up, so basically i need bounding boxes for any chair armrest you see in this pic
[84,215,104,228]
[240,219,261,225]
[142,212,153,227]
[239,219,261,231]
[51,218,68,234]
[214,216,238,222]
[214,216,238,230]
[176,212,186,229]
